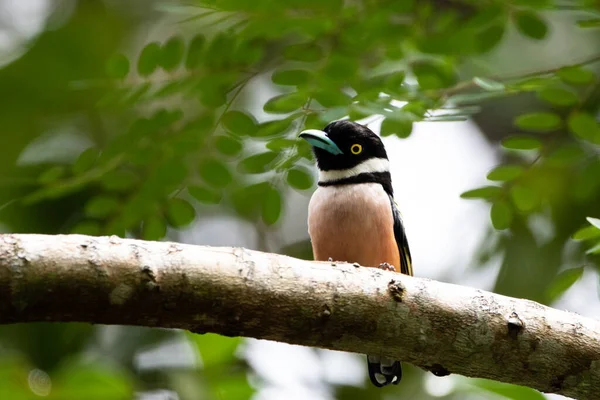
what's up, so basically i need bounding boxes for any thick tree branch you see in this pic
[0,234,599,399]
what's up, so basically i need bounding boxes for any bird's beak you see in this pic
[299,129,344,155]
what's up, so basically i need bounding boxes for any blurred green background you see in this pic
[0,0,599,399]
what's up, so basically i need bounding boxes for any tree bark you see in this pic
[0,234,598,399]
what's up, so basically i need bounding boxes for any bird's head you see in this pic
[299,120,388,173]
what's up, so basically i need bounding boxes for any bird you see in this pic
[299,120,412,388]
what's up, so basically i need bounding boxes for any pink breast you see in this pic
[307,184,400,271]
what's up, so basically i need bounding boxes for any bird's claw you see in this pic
[378,262,396,272]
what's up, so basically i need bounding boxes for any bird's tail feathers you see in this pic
[367,355,402,387]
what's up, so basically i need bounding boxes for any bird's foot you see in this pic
[378,262,396,272]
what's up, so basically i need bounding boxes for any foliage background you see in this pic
[0,0,599,399]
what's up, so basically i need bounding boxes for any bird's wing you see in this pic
[389,196,413,276]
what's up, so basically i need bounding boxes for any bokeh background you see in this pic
[1,0,600,399]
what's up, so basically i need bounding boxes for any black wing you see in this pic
[389,195,413,276]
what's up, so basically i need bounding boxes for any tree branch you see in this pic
[0,234,598,399]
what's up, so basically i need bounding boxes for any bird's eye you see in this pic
[350,144,362,155]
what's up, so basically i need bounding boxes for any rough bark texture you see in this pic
[0,234,599,399]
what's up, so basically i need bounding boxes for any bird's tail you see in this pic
[367,355,402,387]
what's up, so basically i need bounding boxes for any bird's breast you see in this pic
[307,183,400,270]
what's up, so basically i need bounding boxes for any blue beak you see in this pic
[299,129,344,155]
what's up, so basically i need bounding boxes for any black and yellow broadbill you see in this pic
[300,120,412,387]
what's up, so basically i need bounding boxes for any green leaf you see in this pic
[85,196,120,218]
[473,77,505,91]
[264,93,307,113]
[197,81,227,108]
[167,198,196,227]
[380,118,413,138]
[546,144,585,164]
[384,71,406,91]
[567,111,600,143]
[283,43,323,62]
[447,91,506,105]
[231,183,268,219]
[53,362,134,400]
[160,35,185,71]
[460,186,502,200]
[272,69,312,86]
[204,33,236,69]
[72,221,101,236]
[101,170,138,192]
[537,87,579,107]
[513,77,551,91]
[313,90,352,108]
[266,138,296,151]
[464,5,504,30]
[187,332,240,369]
[105,220,126,237]
[487,165,524,181]
[233,38,264,66]
[323,54,360,82]
[185,34,205,70]
[215,136,243,156]
[124,83,151,104]
[262,186,282,225]
[143,215,167,240]
[238,152,278,174]
[38,166,66,184]
[72,148,98,175]
[557,67,596,86]
[346,103,376,119]
[348,103,384,120]
[199,159,233,188]
[475,24,505,53]
[137,42,161,76]
[189,185,222,204]
[472,378,547,400]
[514,112,561,132]
[287,168,314,190]
[319,107,348,123]
[514,11,548,40]
[0,358,34,399]
[587,242,600,254]
[222,110,258,136]
[105,53,129,79]
[577,18,600,28]
[156,106,183,127]
[573,160,600,201]
[513,0,551,6]
[573,225,600,241]
[510,185,539,212]
[254,119,294,138]
[411,60,457,90]
[588,217,600,230]
[490,201,512,230]
[501,135,542,150]
[209,374,254,400]
[152,160,187,189]
[546,267,584,302]
[154,80,186,98]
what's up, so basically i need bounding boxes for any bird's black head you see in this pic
[299,120,388,171]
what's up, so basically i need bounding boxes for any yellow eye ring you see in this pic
[350,144,362,155]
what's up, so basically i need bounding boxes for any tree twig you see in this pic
[0,234,599,399]
[440,53,600,97]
